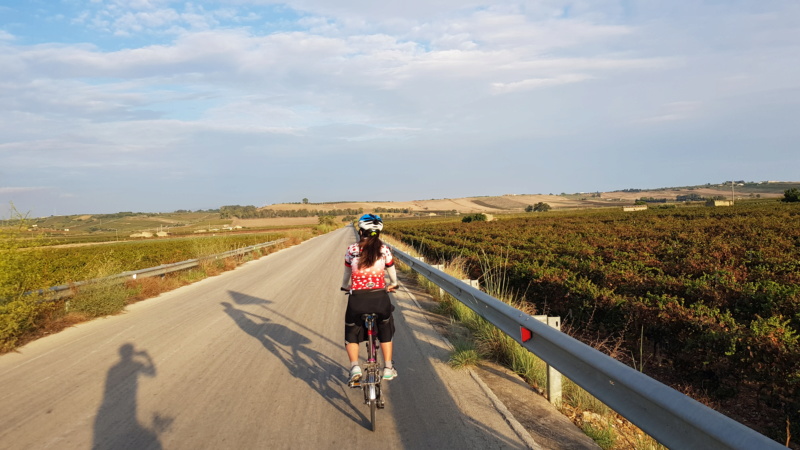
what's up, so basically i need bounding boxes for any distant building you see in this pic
[156,231,169,237]
[623,205,648,212]
[706,200,733,207]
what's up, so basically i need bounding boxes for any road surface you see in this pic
[0,227,534,449]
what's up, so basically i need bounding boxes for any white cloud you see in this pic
[491,74,594,94]
[0,187,47,194]
[635,101,703,124]
[1,1,799,215]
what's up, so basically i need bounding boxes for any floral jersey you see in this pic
[344,243,395,290]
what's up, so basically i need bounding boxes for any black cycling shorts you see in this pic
[344,289,395,344]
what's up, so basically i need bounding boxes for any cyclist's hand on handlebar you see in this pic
[386,284,398,293]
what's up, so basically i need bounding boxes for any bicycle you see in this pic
[348,312,385,431]
[341,285,397,431]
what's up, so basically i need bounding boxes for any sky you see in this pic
[1,1,798,217]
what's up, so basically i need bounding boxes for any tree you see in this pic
[302,198,309,204]
[533,202,551,212]
[782,188,800,203]
[461,213,487,223]
[318,215,336,226]
[525,205,534,212]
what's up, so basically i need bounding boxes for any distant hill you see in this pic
[259,181,796,215]
[12,181,797,235]
[259,194,581,214]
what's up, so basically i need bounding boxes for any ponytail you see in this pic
[358,235,383,268]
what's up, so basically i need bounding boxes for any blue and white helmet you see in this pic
[358,214,383,235]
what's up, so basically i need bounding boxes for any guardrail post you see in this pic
[460,279,480,303]
[432,265,445,297]
[535,315,563,406]
[461,279,479,289]
[547,316,562,407]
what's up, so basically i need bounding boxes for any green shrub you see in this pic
[782,188,800,202]
[0,299,42,351]
[461,213,487,223]
[69,282,130,318]
[0,224,47,302]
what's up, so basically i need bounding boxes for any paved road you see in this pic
[0,227,532,449]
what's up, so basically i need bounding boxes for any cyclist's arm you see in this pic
[386,265,398,292]
[341,266,352,290]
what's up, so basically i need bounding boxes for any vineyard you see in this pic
[0,231,298,352]
[388,201,800,444]
[21,233,287,290]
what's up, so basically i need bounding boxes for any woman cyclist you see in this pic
[341,214,398,385]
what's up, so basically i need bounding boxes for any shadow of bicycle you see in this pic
[222,291,365,426]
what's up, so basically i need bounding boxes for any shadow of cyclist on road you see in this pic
[221,295,362,424]
[93,343,173,450]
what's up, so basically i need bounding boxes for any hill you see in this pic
[257,181,795,215]
[259,194,581,214]
[9,181,796,236]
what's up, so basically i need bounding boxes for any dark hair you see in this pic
[358,234,383,268]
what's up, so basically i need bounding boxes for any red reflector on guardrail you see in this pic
[521,326,532,343]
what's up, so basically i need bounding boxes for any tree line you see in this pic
[219,205,366,219]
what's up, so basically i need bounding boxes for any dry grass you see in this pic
[231,217,319,227]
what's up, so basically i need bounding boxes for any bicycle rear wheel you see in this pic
[365,372,378,431]
[370,398,377,431]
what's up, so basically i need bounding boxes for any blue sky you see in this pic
[1,1,798,217]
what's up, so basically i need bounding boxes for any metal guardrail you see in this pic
[28,238,288,300]
[390,246,783,450]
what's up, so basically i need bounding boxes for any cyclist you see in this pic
[342,213,399,384]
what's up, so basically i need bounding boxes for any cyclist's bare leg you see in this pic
[346,342,360,363]
[380,341,393,366]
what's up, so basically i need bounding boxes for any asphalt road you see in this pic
[0,227,532,449]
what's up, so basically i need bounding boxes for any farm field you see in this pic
[5,232,288,295]
[257,182,794,215]
[27,211,226,236]
[387,200,800,445]
[0,227,325,352]
[8,181,794,240]
[231,216,320,227]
